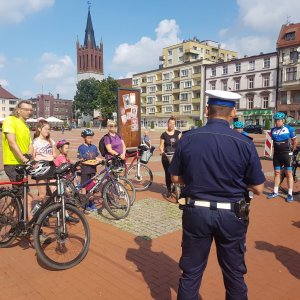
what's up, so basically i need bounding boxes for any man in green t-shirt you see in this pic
[2,100,33,193]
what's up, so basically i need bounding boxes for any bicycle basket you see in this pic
[140,149,152,164]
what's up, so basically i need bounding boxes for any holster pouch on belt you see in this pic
[234,199,250,221]
[178,197,194,210]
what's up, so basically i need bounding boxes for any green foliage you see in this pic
[197,119,203,128]
[264,118,271,130]
[74,78,101,115]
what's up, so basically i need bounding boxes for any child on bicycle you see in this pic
[78,129,102,212]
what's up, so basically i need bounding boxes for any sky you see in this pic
[0,0,300,100]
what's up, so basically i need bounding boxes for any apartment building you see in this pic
[0,85,19,119]
[132,39,238,129]
[277,23,300,118]
[205,52,278,126]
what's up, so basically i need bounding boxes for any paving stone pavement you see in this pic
[90,198,182,239]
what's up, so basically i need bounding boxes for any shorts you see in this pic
[273,152,293,170]
[4,165,25,194]
[81,173,95,187]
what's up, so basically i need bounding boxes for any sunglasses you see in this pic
[109,125,117,128]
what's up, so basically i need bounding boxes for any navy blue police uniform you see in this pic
[169,90,265,300]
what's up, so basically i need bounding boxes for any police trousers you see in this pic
[177,205,248,300]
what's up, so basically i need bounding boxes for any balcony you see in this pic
[281,78,300,90]
[159,55,165,61]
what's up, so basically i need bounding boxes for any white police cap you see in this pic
[205,90,241,108]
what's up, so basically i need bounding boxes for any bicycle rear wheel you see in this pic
[103,181,130,219]
[0,191,21,247]
[126,163,153,191]
[116,177,136,205]
[33,203,90,270]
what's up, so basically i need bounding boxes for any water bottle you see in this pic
[86,180,96,192]
[31,201,42,216]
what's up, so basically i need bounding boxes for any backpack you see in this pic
[98,133,121,157]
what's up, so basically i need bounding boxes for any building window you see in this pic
[249,60,255,70]
[263,76,270,87]
[178,56,183,63]
[286,67,297,81]
[183,81,192,88]
[165,83,172,91]
[210,82,216,90]
[148,86,156,93]
[181,69,189,77]
[147,97,155,104]
[164,106,173,113]
[211,67,216,76]
[263,58,270,68]
[235,79,240,91]
[2,100,5,104]
[205,49,210,55]
[222,65,228,75]
[162,95,170,103]
[133,79,138,85]
[280,91,287,104]
[247,97,254,109]
[290,48,299,62]
[168,50,172,55]
[148,107,156,114]
[248,77,254,89]
[285,32,295,41]
[2,107,5,111]
[263,96,269,109]
[179,47,183,53]
[183,105,192,112]
[163,73,170,80]
[222,81,228,91]
[147,76,154,83]
[235,63,241,72]
[291,91,300,103]
[180,93,189,101]
[9,100,16,105]
[168,59,172,65]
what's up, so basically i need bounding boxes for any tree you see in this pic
[96,76,119,121]
[74,78,101,115]
[264,118,271,130]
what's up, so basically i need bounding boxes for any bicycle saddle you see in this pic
[55,163,71,175]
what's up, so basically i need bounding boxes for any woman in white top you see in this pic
[32,120,57,199]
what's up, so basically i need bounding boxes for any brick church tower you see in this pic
[77,6,104,82]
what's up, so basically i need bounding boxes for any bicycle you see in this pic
[0,161,90,270]
[62,157,132,219]
[124,144,154,191]
[279,147,300,195]
[164,152,184,202]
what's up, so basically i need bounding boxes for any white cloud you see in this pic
[34,52,76,99]
[0,79,9,87]
[219,0,300,56]
[111,19,181,75]
[21,90,35,98]
[0,0,54,24]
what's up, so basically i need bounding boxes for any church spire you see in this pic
[84,5,96,48]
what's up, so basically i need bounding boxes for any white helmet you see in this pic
[28,160,51,177]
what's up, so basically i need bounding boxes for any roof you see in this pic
[277,23,300,48]
[0,85,18,99]
[84,9,96,48]
[117,78,132,88]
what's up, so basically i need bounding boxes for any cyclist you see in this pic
[233,121,252,139]
[159,116,182,198]
[267,112,298,202]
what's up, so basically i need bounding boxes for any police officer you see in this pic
[267,112,297,202]
[233,121,252,139]
[169,90,265,300]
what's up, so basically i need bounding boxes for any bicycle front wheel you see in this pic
[126,163,153,191]
[0,191,22,247]
[116,177,136,205]
[33,203,90,270]
[103,181,131,219]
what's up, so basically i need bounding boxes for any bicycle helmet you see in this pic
[273,112,286,120]
[28,160,51,177]
[56,139,70,149]
[81,128,94,137]
[233,121,244,129]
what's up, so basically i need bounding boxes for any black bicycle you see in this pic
[0,161,90,270]
[279,147,300,195]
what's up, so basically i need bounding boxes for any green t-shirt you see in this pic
[2,116,32,165]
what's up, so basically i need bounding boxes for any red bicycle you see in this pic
[124,145,154,191]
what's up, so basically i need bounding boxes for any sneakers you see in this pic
[286,194,294,203]
[39,233,52,245]
[88,202,98,212]
[65,215,80,223]
[267,192,279,199]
